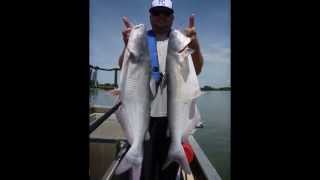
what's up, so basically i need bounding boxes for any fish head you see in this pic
[127,24,148,61]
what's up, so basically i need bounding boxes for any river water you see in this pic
[90,89,230,180]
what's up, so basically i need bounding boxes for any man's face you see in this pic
[149,7,174,33]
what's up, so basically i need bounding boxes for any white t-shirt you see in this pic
[150,39,169,117]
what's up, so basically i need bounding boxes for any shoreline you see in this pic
[201,89,231,91]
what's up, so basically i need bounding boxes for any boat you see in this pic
[89,104,222,180]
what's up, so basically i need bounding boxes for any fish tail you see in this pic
[130,164,142,180]
[162,143,192,174]
[115,147,143,175]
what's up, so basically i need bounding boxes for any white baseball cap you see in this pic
[149,0,174,13]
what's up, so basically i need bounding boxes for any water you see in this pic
[194,91,230,180]
[90,89,230,180]
[90,88,116,107]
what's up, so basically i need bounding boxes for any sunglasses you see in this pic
[151,10,173,17]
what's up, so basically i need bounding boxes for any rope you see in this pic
[89,64,120,71]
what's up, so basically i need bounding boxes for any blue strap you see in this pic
[146,30,161,81]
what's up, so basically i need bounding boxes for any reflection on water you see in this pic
[90,89,230,180]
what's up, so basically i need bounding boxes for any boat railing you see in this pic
[100,141,129,180]
[188,136,222,180]
[89,102,121,134]
[89,64,120,88]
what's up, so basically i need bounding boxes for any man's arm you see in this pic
[189,38,203,75]
[118,46,126,69]
[185,15,203,75]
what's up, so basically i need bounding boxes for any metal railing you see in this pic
[89,102,122,134]
[90,65,120,88]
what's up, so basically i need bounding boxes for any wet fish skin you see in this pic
[163,30,201,174]
[115,26,201,177]
[115,24,151,176]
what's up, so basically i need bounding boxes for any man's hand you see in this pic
[109,89,120,96]
[185,14,203,75]
[185,14,199,50]
[122,16,133,46]
[118,16,133,68]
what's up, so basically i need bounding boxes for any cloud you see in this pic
[198,42,230,87]
[203,46,230,64]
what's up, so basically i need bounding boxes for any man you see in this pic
[117,0,203,179]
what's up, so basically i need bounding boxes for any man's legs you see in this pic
[140,117,179,180]
[140,117,157,180]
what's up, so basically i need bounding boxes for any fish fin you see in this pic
[162,158,174,171]
[130,164,142,180]
[183,102,201,142]
[149,78,158,98]
[162,144,192,174]
[166,128,171,138]
[144,131,150,141]
[115,156,132,175]
[115,148,143,175]
[182,134,190,144]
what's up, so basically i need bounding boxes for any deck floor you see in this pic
[90,113,126,142]
[89,109,222,180]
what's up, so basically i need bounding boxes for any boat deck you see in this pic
[90,113,126,143]
[89,105,222,180]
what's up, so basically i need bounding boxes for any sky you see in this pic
[90,0,230,87]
